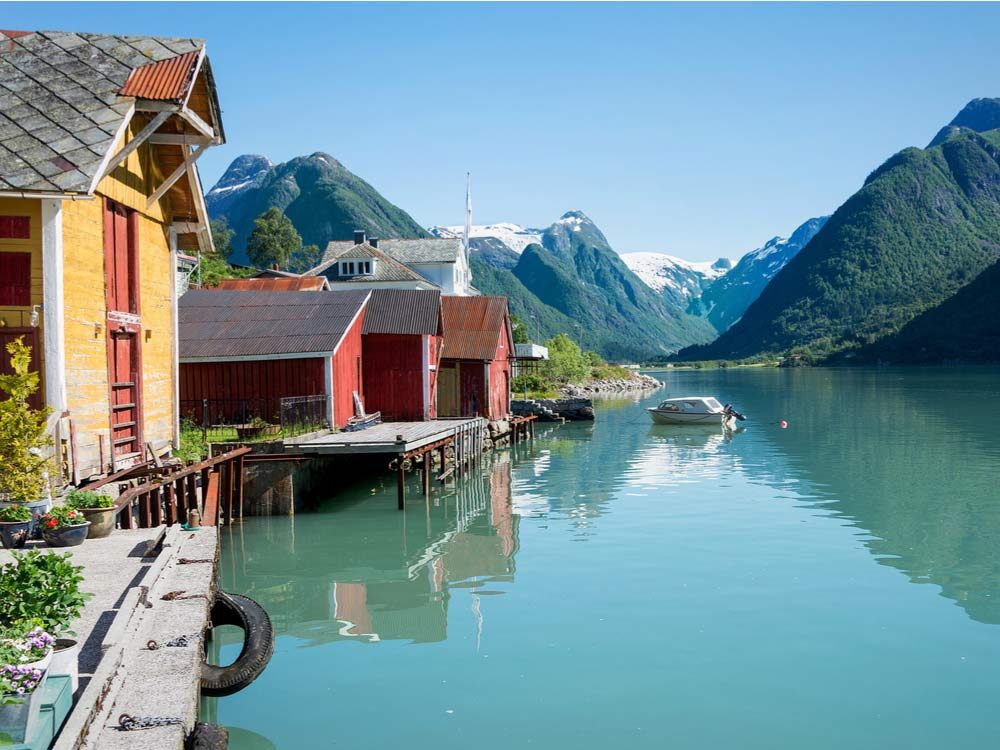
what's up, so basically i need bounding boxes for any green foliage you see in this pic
[65,490,112,510]
[510,314,530,344]
[287,243,322,274]
[0,339,52,504]
[541,334,590,384]
[682,128,1000,361]
[511,373,557,399]
[246,207,302,270]
[197,252,254,288]
[210,217,235,259]
[0,551,90,637]
[174,418,207,463]
[0,505,31,523]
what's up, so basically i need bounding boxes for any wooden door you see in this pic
[438,364,459,417]
[109,330,140,459]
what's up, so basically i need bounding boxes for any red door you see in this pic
[104,199,142,464]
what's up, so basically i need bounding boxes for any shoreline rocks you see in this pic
[512,397,595,421]
[561,372,663,396]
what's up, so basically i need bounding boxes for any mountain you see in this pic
[695,217,828,332]
[678,104,1000,362]
[620,253,730,309]
[928,98,1000,147]
[429,223,543,270]
[470,211,716,360]
[859,260,1000,363]
[207,153,428,264]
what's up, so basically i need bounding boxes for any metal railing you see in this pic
[180,395,329,443]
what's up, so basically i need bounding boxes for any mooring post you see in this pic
[423,450,431,496]
[397,458,406,510]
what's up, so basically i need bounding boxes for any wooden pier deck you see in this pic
[285,419,482,455]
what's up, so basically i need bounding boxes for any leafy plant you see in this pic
[0,339,52,504]
[175,417,208,463]
[0,664,44,704]
[65,490,113,510]
[246,207,302,270]
[0,626,54,665]
[0,551,90,637]
[0,506,31,523]
[39,507,85,532]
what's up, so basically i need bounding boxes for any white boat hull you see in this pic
[647,409,731,426]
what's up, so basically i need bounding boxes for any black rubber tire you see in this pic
[201,591,274,697]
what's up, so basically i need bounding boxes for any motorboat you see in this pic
[647,397,746,426]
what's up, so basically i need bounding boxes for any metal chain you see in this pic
[118,713,183,731]
[146,633,197,650]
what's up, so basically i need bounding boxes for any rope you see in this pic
[118,713,183,731]
[146,634,197,650]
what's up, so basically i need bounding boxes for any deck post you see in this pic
[423,450,431,496]
[397,456,406,511]
[235,454,245,518]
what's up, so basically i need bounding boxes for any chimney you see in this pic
[369,237,379,248]
[271,263,279,271]
[353,230,366,245]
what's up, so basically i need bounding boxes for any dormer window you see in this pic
[339,259,375,277]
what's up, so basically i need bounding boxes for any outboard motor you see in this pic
[723,403,747,421]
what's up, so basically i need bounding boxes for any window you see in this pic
[0,252,31,306]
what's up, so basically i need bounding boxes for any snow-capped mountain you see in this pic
[696,216,829,331]
[622,253,732,307]
[205,154,273,215]
[429,222,544,254]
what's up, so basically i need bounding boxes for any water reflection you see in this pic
[217,452,521,646]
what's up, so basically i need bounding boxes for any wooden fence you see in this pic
[113,447,250,529]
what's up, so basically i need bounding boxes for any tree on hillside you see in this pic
[510,314,530,344]
[542,333,589,383]
[246,208,302,270]
[210,218,235,259]
[287,243,322,274]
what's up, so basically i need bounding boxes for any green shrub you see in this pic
[0,505,31,523]
[65,490,113,510]
[0,339,52,504]
[0,551,90,636]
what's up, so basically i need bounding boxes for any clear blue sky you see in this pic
[7,2,1000,260]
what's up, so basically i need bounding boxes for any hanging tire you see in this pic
[201,591,274,697]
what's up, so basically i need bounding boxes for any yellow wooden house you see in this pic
[0,30,225,482]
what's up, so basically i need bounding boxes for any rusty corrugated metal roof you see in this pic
[118,49,200,101]
[216,277,329,292]
[440,296,510,361]
[362,289,442,336]
[179,289,369,360]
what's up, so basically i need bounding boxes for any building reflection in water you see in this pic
[218,451,520,647]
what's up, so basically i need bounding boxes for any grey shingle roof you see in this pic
[179,289,369,359]
[321,238,463,265]
[362,289,442,336]
[311,242,435,285]
[0,30,203,194]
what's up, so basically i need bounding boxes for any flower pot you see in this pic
[50,639,78,693]
[0,520,31,549]
[235,424,280,440]
[21,650,52,675]
[78,507,116,539]
[0,678,47,744]
[0,497,51,538]
[41,521,90,548]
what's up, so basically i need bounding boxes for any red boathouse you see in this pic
[178,289,369,429]
[361,289,443,421]
[438,296,514,421]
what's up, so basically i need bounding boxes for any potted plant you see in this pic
[0,551,89,693]
[0,505,32,549]
[0,339,53,537]
[65,490,116,539]
[0,660,47,744]
[39,507,89,548]
[235,416,281,440]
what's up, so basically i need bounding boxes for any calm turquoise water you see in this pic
[206,368,1000,749]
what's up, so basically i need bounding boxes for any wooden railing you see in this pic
[114,447,250,529]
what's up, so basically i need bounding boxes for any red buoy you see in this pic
[779,420,788,429]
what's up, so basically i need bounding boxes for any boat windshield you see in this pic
[704,398,723,410]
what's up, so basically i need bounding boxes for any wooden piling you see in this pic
[397,456,406,510]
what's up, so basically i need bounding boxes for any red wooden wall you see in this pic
[180,358,327,423]
[362,334,425,421]
[488,323,513,420]
[331,311,365,428]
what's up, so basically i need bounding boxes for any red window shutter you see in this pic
[0,252,31,306]
[0,216,30,239]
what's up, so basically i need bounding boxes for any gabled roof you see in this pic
[321,238,463,265]
[0,30,221,196]
[362,289,442,336]
[179,289,369,360]
[215,277,329,292]
[310,242,434,285]
[440,296,511,361]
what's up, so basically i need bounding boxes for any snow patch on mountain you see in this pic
[622,252,731,297]
[430,222,544,254]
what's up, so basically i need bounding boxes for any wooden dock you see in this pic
[285,418,490,510]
